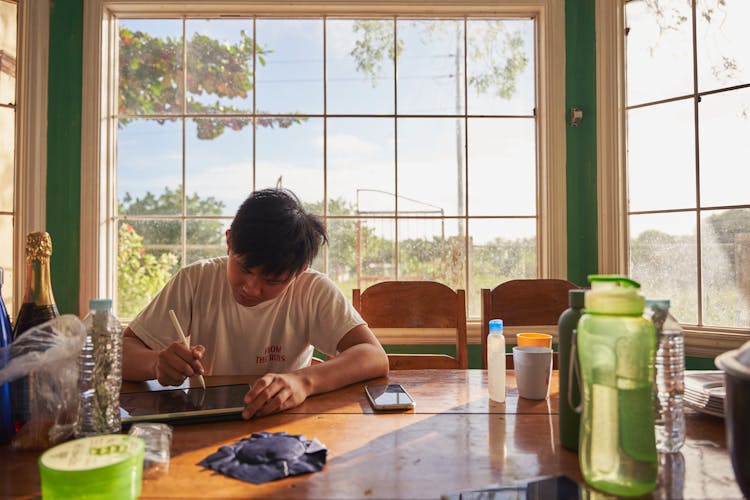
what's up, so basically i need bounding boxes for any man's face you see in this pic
[226,251,298,307]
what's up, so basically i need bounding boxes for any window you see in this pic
[81,1,567,325]
[0,0,17,314]
[624,0,750,332]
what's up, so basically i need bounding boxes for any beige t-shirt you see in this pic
[128,257,364,375]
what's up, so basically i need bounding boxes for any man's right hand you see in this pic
[156,342,206,386]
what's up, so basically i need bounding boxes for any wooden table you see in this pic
[1,370,742,499]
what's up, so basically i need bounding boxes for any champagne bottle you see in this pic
[11,232,60,431]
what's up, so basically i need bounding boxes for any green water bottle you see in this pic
[577,275,657,497]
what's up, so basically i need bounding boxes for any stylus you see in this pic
[169,309,207,390]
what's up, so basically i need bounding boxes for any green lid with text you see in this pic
[39,434,144,500]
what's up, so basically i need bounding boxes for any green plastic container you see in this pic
[39,434,144,499]
[576,275,657,497]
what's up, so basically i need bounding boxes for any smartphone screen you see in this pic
[365,384,415,410]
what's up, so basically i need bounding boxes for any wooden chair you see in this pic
[353,281,468,370]
[481,279,580,369]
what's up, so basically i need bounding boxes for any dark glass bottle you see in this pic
[0,267,13,444]
[11,232,60,432]
[558,289,585,451]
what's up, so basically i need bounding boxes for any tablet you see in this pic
[120,384,248,426]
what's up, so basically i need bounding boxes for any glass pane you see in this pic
[186,118,252,216]
[625,0,693,106]
[627,100,695,212]
[255,19,323,115]
[398,218,465,288]
[398,118,465,217]
[327,218,395,295]
[0,1,17,105]
[0,107,13,211]
[468,118,536,216]
[629,212,698,324]
[397,19,465,115]
[186,218,229,265]
[118,118,182,215]
[119,19,183,115]
[701,209,750,329]
[467,19,535,116]
[186,19,253,114]
[696,0,750,92]
[469,218,537,317]
[117,220,181,319]
[255,118,323,208]
[699,88,750,207]
[327,118,395,214]
[0,214,12,318]
[327,19,394,115]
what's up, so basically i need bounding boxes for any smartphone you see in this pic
[365,384,415,411]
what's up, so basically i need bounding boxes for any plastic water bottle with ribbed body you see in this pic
[75,299,123,437]
[487,319,506,403]
[646,299,685,453]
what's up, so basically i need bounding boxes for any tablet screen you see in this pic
[120,384,248,425]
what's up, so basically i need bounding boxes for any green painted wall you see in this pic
[47,0,83,315]
[565,0,599,286]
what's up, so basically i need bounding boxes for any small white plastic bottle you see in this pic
[487,319,506,402]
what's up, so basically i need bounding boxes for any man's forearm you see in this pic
[122,335,159,381]
[299,343,389,396]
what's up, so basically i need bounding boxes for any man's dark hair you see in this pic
[228,188,327,277]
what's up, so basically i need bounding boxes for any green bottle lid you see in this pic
[39,434,144,499]
[585,274,645,315]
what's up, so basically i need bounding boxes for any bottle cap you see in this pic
[646,299,670,310]
[26,231,53,259]
[489,319,503,333]
[89,298,113,310]
[569,289,585,308]
[585,275,645,315]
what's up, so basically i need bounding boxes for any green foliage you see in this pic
[117,223,179,318]
[118,28,305,139]
[468,21,528,99]
[119,185,227,262]
[351,21,402,87]
[704,208,750,268]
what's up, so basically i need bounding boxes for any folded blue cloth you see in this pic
[198,431,327,484]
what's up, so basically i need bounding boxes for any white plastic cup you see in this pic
[513,346,553,400]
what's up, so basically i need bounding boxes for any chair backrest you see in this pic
[480,279,579,369]
[353,281,468,369]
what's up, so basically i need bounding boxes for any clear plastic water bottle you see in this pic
[646,299,685,453]
[487,319,506,403]
[76,299,123,437]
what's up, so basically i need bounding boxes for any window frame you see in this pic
[80,0,567,344]
[595,0,750,356]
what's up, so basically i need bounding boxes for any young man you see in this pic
[122,188,389,419]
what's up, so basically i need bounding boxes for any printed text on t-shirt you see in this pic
[256,344,286,364]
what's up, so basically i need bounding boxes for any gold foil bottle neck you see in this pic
[25,232,53,261]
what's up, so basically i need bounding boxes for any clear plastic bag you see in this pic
[0,315,86,449]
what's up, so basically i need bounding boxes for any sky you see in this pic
[117,2,750,245]
[625,0,750,237]
[117,16,537,244]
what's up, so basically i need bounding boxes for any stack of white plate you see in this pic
[683,370,725,418]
